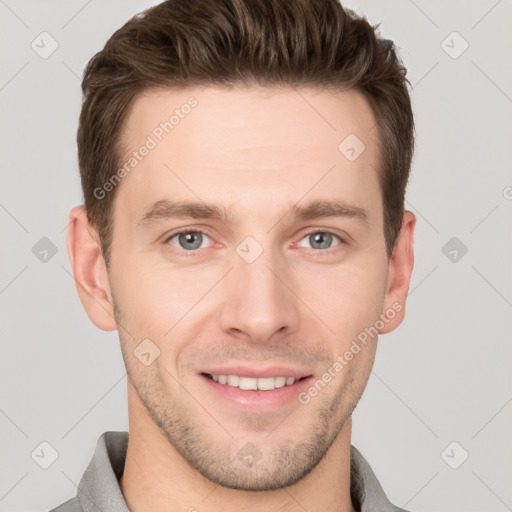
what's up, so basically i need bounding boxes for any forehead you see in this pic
[115,85,381,224]
[121,84,377,157]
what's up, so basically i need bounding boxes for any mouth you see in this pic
[199,370,314,411]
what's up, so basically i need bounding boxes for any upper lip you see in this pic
[200,365,313,380]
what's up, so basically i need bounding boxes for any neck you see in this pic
[119,387,356,512]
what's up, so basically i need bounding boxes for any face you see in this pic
[88,85,407,490]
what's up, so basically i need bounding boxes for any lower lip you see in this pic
[199,374,313,411]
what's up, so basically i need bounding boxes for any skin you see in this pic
[67,85,415,512]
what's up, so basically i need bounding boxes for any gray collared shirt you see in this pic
[49,431,411,512]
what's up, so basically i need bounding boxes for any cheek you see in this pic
[295,259,387,336]
[109,260,175,337]
[111,256,223,343]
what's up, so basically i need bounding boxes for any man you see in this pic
[53,0,416,510]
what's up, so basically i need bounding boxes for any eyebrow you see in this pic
[136,198,369,228]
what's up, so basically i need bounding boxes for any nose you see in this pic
[218,243,301,344]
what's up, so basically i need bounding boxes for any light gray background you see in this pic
[1,1,511,511]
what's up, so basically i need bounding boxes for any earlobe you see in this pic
[379,210,416,335]
[66,206,117,331]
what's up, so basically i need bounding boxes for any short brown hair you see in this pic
[78,0,414,266]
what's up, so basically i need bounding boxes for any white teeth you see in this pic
[273,376,286,388]
[256,377,276,390]
[209,374,297,390]
[227,375,239,387]
[239,376,258,390]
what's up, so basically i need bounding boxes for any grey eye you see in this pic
[168,231,211,251]
[299,232,341,250]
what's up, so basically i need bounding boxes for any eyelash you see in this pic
[163,228,344,256]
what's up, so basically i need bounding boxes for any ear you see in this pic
[379,210,416,334]
[66,206,117,331]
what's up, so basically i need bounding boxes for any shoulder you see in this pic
[48,496,83,512]
[350,445,415,512]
